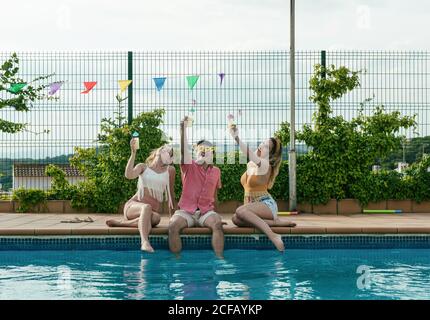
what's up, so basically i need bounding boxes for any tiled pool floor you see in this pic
[1,212,430,235]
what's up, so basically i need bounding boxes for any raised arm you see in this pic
[180,116,192,165]
[124,138,145,179]
[228,125,264,166]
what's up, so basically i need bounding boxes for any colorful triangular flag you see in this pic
[118,80,132,93]
[48,81,63,95]
[186,75,199,90]
[8,83,27,94]
[219,73,225,85]
[81,81,97,94]
[153,77,166,91]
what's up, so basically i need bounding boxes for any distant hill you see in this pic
[1,138,425,191]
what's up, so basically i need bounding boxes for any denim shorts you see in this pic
[255,195,278,218]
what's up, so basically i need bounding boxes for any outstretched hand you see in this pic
[130,138,138,153]
[181,115,193,128]
[228,124,239,140]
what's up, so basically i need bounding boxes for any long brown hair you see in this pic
[267,137,282,189]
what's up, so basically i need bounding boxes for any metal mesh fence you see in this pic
[1,51,429,192]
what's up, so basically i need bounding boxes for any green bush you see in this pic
[349,155,430,205]
[12,188,47,213]
[400,154,430,203]
[276,64,417,205]
[11,64,430,211]
[45,164,77,200]
[68,109,169,213]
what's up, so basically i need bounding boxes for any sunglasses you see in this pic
[194,145,215,153]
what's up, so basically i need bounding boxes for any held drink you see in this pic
[227,114,236,130]
[185,116,193,127]
[227,114,235,126]
[132,132,140,150]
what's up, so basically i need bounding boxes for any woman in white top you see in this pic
[106,138,176,252]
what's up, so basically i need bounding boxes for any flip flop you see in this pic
[61,217,83,223]
[83,216,94,223]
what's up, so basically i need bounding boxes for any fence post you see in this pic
[289,0,297,211]
[127,51,133,125]
[321,50,326,78]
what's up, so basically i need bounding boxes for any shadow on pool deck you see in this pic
[1,212,430,236]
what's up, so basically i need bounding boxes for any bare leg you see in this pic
[235,202,285,252]
[106,217,139,227]
[138,204,155,252]
[203,214,224,258]
[106,204,161,228]
[168,215,188,254]
[232,215,296,228]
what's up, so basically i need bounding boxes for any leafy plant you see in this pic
[12,188,47,213]
[0,53,55,134]
[276,64,417,205]
[69,108,169,212]
[45,164,77,200]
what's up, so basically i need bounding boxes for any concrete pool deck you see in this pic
[1,212,430,236]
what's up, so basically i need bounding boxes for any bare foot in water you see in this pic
[141,241,155,253]
[271,234,285,252]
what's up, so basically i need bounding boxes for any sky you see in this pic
[1,0,430,51]
[1,0,429,162]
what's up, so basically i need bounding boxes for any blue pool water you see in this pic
[1,249,430,300]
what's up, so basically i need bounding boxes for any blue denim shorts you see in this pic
[255,195,278,218]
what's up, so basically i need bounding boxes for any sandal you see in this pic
[61,217,83,223]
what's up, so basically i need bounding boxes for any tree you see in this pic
[0,53,54,134]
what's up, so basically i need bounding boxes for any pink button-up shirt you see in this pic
[178,161,222,214]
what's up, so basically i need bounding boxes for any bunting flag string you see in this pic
[186,75,199,90]
[48,81,64,95]
[219,73,225,85]
[8,83,27,94]
[153,77,166,91]
[118,80,132,93]
[81,81,97,94]
[4,73,226,95]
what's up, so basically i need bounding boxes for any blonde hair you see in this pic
[267,137,282,189]
[145,145,167,166]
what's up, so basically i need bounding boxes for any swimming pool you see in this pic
[1,249,430,300]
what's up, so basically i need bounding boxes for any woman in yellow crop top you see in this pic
[229,124,296,252]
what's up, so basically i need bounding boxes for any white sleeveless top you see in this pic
[137,167,174,209]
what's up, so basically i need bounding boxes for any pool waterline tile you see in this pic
[2,234,430,250]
